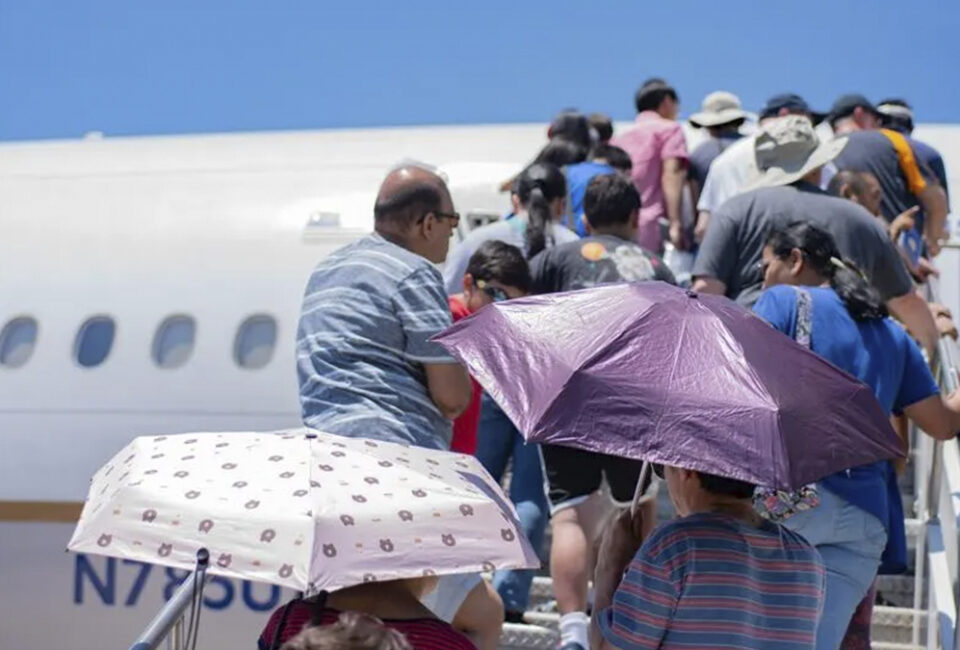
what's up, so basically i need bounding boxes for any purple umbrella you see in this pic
[433,282,903,491]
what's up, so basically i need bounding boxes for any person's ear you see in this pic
[583,215,595,235]
[629,208,640,229]
[789,248,804,275]
[462,273,473,296]
[510,194,522,214]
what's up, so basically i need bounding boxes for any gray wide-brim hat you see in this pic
[744,115,849,191]
[689,90,748,128]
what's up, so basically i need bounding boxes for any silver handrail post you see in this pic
[130,549,210,650]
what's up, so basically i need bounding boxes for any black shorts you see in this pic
[541,444,652,511]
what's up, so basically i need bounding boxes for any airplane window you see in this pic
[0,317,38,368]
[75,316,116,368]
[152,315,196,369]
[234,314,277,369]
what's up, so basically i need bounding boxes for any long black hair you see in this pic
[515,163,566,258]
[766,221,887,321]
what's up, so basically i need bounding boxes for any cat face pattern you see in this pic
[80,430,529,591]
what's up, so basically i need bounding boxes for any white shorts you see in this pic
[420,572,483,622]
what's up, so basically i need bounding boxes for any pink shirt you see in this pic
[610,111,688,252]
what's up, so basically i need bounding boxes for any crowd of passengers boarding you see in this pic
[270,80,960,650]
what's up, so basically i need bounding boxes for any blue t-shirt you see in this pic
[564,161,616,236]
[297,233,457,450]
[753,285,939,572]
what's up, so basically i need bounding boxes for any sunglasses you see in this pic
[418,210,461,227]
[652,463,665,480]
[475,279,510,302]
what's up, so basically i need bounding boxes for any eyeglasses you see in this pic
[475,279,510,302]
[418,210,461,227]
[652,463,664,480]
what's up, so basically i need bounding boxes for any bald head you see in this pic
[372,165,457,263]
[374,166,451,227]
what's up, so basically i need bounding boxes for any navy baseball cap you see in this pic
[829,94,880,125]
[759,93,826,124]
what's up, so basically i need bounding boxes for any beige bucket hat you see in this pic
[688,91,748,128]
[745,115,848,190]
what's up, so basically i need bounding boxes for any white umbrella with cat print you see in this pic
[68,429,539,594]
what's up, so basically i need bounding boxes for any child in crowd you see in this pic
[447,241,532,454]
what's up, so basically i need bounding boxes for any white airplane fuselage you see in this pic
[1,122,958,648]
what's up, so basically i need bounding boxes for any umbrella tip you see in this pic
[685,289,699,299]
[304,430,318,440]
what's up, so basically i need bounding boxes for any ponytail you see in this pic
[515,162,567,259]
[525,187,551,258]
[766,222,887,321]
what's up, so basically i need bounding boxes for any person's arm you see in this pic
[903,392,960,441]
[424,363,472,419]
[395,268,473,418]
[590,508,646,649]
[663,158,687,249]
[691,206,738,296]
[694,210,711,244]
[887,291,939,359]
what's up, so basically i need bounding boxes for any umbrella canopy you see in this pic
[68,429,538,594]
[433,282,903,491]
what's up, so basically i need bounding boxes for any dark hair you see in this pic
[696,471,756,499]
[583,174,640,229]
[590,143,632,172]
[635,78,678,114]
[373,183,443,227]
[515,163,566,258]
[279,611,411,650]
[533,139,588,168]
[588,112,614,143]
[549,110,592,150]
[766,221,887,321]
[826,170,870,199]
[465,240,532,293]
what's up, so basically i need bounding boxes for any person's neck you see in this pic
[686,495,763,526]
[326,581,435,620]
[832,118,861,136]
[375,227,429,260]
[590,227,634,241]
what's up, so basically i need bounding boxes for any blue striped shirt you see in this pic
[297,233,457,449]
[598,513,824,649]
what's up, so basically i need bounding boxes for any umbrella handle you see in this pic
[630,462,652,518]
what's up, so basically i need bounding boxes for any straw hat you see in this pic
[689,91,748,128]
[745,115,848,190]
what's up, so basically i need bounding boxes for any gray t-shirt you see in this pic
[832,130,934,222]
[693,183,915,306]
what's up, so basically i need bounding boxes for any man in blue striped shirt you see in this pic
[592,464,825,649]
[296,165,472,450]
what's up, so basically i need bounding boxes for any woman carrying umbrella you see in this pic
[752,221,960,649]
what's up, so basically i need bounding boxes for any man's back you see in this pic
[693,184,914,306]
[529,234,675,294]
[696,134,759,215]
[832,130,927,221]
[689,134,743,187]
[597,513,824,650]
[297,233,455,449]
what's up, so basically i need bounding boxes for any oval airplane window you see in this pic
[234,314,277,370]
[152,315,196,369]
[75,316,116,368]
[0,317,39,368]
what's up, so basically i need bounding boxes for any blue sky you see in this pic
[1,1,958,141]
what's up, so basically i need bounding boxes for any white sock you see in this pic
[559,611,590,648]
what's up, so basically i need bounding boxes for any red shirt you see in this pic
[448,296,482,454]
[258,602,476,650]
